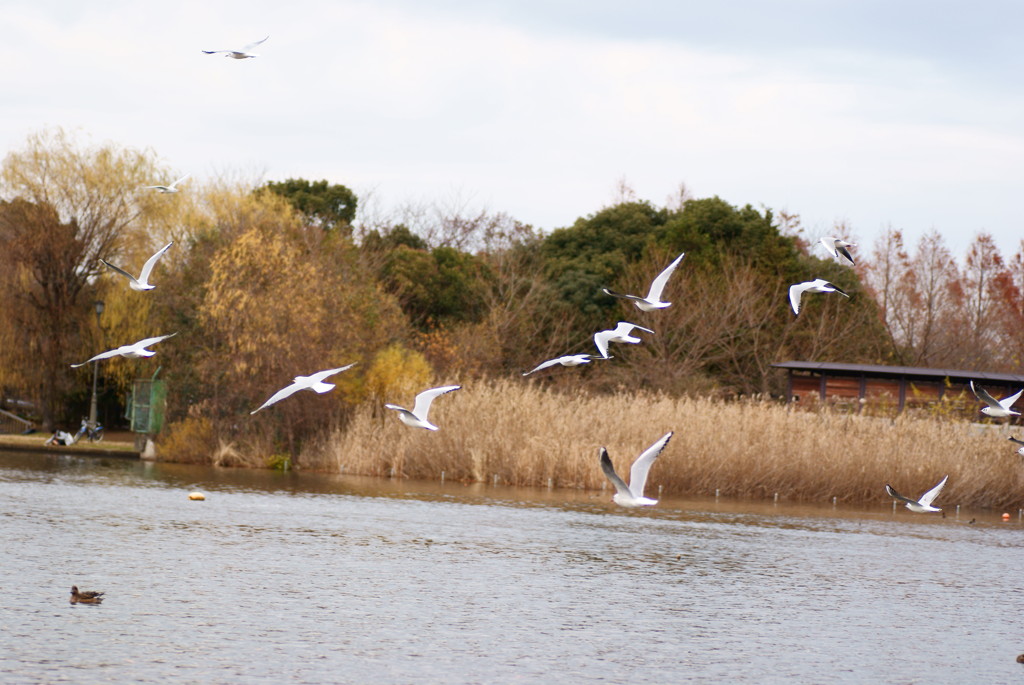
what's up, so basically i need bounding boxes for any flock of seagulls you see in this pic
[64,36,1021,515]
[72,220,1024,512]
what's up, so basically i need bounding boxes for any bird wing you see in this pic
[593,330,612,359]
[917,475,948,507]
[599,448,633,498]
[411,385,460,419]
[132,332,178,350]
[242,35,270,52]
[137,241,174,284]
[100,259,140,285]
[70,348,121,367]
[788,283,808,315]
[616,321,654,335]
[168,175,189,190]
[970,381,1002,409]
[250,382,303,414]
[627,431,672,498]
[884,483,918,506]
[645,253,685,301]
[998,388,1023,411]
[523,358,561,376]
[818,237,837,258]
[1009,436,1024,446]
[826,282,851,298]
[602,287,646,304]
[306,363,357,384]
[835,244,855,266]
[202,49,231,54]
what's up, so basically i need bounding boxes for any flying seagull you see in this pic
[788,279,850,315]
[970,381,1023,418]
[70,586,104,604]
[818,236,856,266]
[385,385,461,431]
[593,322,654,359]
[1009,436,1024,457]
[602,253,686,311]
[599,431,673,508]
[522,354,605,377]
[250,363,357,415]
[885,475,948,513]
[202,35,269,59]
[144,175,189,194]
[100,241,173,291]
[70,333,177,368]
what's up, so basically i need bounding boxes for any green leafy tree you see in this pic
[259,178,357,233]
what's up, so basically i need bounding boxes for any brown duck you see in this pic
[70,586,104,604]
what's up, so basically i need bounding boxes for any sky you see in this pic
[2,0,1022,259]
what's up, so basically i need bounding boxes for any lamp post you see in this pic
[87,300,104,431]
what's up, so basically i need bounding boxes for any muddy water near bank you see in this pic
[1,451,1022,683]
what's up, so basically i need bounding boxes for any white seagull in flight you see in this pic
[70,333,177,368]
[250,364,357,415]
[522,354,605,377]
[818,237,856,266]
[788,279,850,315]
[970,381,1023,418]
[385,385,461,431]
[603,253,686,311]
[593,322,654,359]
[202,35,269,59]
[600,431,673,507]
[1008,436,1024,457]
[144,175,190,194]
[885,475,948,513]
[100,241,173,291]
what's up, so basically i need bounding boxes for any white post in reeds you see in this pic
[715,489,719,498]
[493,474,499,486]
[441,471,445,483]
[658,485,663,497]
[389,467,395,478]
[955,504,960,518]
[547,478,552,489]
[832,496,837,506]
[774,493,779,504]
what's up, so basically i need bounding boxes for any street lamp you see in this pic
[87,300,104,431]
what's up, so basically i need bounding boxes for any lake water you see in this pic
[1,450,1022,684]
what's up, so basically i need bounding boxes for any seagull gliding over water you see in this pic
[385,385,461,431]
[522,354,604,377]
[593,322,654,359]
[788,279,850,315]
[818,236,856,266]
[100,241,173,291]
[602,253,686,311]
[144,175,189,194]
[250,364,357,414]
[885,475,948,513]
[969,381,1023,418]
[70,333,177,368]
[202,36,269,59]
[600,431,673,508]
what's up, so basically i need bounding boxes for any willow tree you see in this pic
[0,129,171,428]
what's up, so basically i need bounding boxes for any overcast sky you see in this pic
[3,0,1022,259]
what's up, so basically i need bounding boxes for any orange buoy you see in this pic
[1002,512,1010,521]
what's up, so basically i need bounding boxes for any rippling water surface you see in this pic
[1,451,1022,683]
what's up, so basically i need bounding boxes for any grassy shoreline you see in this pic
[290,379,1024,510]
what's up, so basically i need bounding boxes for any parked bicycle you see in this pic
[76,418,104,443]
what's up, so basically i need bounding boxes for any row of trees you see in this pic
[1,129,1021,457]
[863,229,1024,371]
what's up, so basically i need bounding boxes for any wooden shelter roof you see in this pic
[771,361,1024,385]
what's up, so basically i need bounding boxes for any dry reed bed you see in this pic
[307,379,1024,509]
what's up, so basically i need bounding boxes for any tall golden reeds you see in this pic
[301,378,1024,509]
